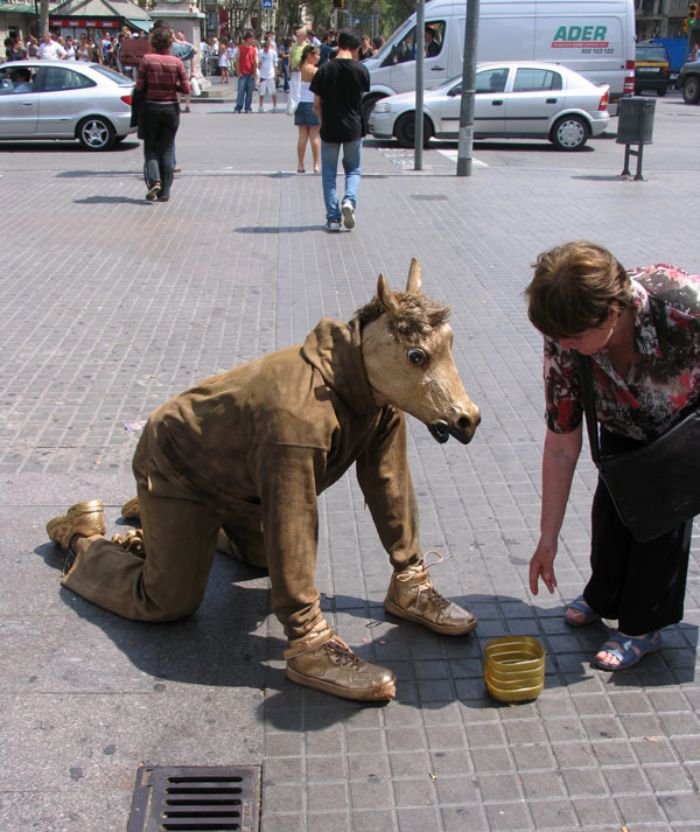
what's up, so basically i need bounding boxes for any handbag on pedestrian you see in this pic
[578,355,700,541]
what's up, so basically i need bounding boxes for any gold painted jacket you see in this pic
[133,316,421,569]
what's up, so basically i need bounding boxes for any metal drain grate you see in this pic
[127,765,260,832]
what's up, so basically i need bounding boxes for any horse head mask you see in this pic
[358,258,481,444]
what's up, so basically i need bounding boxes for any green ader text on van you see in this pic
[552,26,610,48]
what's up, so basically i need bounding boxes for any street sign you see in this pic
[262,0,273,8]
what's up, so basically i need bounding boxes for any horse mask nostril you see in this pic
[457,416,472,432]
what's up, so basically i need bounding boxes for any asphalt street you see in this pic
[1,89,700,832]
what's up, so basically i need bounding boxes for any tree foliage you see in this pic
[248,0,414,39]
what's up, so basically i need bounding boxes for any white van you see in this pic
[363,0,635,115]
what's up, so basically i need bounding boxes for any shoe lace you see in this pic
[396,550,450,610]
[323,638,365,669]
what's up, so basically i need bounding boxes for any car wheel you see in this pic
[682,76,700,104]
[77,116,116,150]
[550,114,589,151]
[394,113,434,149]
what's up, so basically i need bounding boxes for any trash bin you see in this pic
[616,96,656,145]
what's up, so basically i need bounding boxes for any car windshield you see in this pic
[91,64,134,85]
[427,75,462,94]
[434,67,503,94]
[373,21,409,62]
[636,46,667,62]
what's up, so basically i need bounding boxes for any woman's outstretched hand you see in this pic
[529,541,557,595]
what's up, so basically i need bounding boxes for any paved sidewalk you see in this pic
[1,100,699,832]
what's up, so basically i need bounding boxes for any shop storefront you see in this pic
[0,2,37,45]
[49,0,151,40]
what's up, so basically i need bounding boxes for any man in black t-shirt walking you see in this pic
[310,30,370,232]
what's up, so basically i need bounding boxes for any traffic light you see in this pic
[333,0,346,8]
[689,4,697,28]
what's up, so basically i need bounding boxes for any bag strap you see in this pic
[577,354,602,465]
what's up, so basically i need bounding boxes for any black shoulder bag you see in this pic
[578,355,700,542]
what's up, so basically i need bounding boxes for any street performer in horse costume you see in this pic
[46,259,481,702]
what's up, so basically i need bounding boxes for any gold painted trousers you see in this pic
[61,479,325,641]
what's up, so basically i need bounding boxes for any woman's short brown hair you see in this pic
[525,240,632,339]
[150,26,173,53]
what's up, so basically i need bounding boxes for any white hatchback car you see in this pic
[0,60,135,151]
[368,61,610,151]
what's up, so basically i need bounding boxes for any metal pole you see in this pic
[456,0,479,177]
[414,0,425,170]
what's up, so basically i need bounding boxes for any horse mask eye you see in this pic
[406,348,427,366]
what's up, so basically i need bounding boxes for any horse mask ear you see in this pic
[377,258,422,317]
[405,257,422,295]
[377,273,401,317]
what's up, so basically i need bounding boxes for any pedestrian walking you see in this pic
[135,25,190,203]
[294,45,321,173]
[257,34,278,111]
[287,27,308,113]
[218,39,232,84]
[310,30,369,232]
[38,32,66,60]
[172,30,197,113]
[234,31,257,113]
[278,38,290,91]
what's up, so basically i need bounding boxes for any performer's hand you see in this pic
[529,541,557,595]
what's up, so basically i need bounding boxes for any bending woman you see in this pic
[525,241,699,671]
[136,26,190,203]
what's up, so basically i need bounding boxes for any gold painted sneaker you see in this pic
[385,552,478,636]
[121,496,140,520]
[286,633,396,702]
[46,500,106,550]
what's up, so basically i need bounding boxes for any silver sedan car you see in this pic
[0,60,136,151]
[368,61,610,151]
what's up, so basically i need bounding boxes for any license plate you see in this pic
[639,67,660,73]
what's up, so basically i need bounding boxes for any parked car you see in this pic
[634,41,672,96]
[0,61,135,150]
[676,60,700,104]
[368,62,609,151]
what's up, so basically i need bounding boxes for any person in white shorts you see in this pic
[258,35,278,112]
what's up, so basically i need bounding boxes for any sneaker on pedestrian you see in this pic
[145,181,161,202]
[325,220,343,232]
[341,201,355,230]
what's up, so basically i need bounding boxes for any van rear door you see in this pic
[534,13,627,99]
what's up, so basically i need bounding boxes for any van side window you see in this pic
[383,20,446,66]
[513,68,562,92]
[476,68,508,94]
